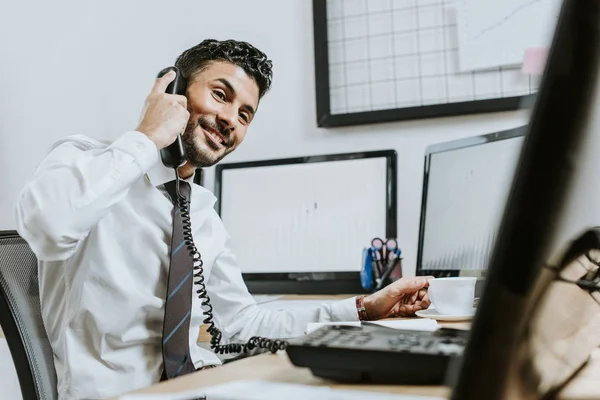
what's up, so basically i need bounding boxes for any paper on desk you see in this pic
[367,318,440,331]
[119,389,206,400]
[306,318,440,334]
[120,380,446,400]
[205,380,445,400]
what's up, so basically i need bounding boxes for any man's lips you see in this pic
[201,125,225,149]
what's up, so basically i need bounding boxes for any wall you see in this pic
[0,0,528,277]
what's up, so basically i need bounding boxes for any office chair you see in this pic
[0,230,58,400]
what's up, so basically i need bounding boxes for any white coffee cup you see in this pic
[427,277,476,315]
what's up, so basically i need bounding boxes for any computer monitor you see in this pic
[416,127,526,284]
[451,0,600,398]
[214,150,397,294]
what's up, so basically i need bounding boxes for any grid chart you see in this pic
[326,0,538,115]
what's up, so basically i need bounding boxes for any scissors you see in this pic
[370,237,399,277]
[371,237,399,264]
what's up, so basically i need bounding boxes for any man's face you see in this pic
[182,61,260,167]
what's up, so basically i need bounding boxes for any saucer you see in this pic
[415,307,476,321]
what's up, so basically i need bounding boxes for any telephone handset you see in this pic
[157,67,288,356]
[157,66,187,169]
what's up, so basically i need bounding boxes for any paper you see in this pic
[118,380,445,400]
[307,319,440,335]
[366,319,440,332]
[120,380,444,400]
[118,389,207,400]
[120,378,448,400]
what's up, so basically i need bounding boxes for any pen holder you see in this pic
[360,247,374,292]
[360,246,403,292]
[389,257,403,282]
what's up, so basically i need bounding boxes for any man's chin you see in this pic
[185,148,228,168]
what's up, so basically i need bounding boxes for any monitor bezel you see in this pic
[214,150,397,294]
[415,126,527,278]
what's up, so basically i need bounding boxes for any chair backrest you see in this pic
[0,230,57,400]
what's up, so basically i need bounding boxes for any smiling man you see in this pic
[15,39,431,400]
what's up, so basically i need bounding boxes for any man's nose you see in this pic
[217,106,237,132]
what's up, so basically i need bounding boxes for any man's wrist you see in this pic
[356,295,372,321]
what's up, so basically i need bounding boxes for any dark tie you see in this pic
[161,180,197,379]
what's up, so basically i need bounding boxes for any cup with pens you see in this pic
[360,237,403,292]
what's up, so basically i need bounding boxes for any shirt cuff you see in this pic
[330,297,360,322]
[110,131,158,172]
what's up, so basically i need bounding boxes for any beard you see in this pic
[182,116,231,167]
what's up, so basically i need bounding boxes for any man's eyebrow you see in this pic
[215,78,256,116]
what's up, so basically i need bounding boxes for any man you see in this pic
[15,39,431,400]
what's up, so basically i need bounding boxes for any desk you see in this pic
[122,295,600,399]
[122,346,600,400]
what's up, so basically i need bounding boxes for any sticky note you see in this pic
[522,48,548,75]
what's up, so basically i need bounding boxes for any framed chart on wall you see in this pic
[312,0,538,127]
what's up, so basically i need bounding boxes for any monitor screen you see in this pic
[214,150,397,294]
[416,127,526,278]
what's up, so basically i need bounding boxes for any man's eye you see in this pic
[213,90,226,100]
[240,113,249,123]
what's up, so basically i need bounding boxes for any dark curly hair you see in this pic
[175,39,273,98]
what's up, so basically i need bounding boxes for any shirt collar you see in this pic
[146,162,195,187]
[146,161,217,209]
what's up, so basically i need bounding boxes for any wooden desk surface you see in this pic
[124,349,600,399]
[112,294,598,399]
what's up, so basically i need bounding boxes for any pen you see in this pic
[370,247,381,282]
[376,252,401,291]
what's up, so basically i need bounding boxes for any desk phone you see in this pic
[286,323,469,385]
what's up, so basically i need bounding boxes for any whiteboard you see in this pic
[456,0,561,71]
[218,157,389,274]
[323,0,538,117]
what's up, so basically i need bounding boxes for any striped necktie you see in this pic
[161,179,197,379]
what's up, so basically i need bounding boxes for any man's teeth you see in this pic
[208,130,223,144]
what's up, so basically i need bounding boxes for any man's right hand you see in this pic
[136,70,190,150]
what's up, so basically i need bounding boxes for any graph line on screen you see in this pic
[473,0,545,40]
[456,0,560,72]
[325,0,537,116]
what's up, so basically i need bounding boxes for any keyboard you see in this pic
[285,323,469,385]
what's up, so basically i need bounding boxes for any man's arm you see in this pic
[15,132,158,261]
[205,237,359,343]
[15,70,189,261]
[205,229,432,343]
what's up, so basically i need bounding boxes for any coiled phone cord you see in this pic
[174,177,289,354]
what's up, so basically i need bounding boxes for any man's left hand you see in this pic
[363,276,433,320]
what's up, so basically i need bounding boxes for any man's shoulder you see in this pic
[190,182,218,210]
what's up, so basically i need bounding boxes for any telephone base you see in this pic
[286,324,468,385]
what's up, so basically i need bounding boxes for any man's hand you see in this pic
[363,276,433,320]
[136,70,190,150]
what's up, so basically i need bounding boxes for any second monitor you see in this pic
[416,126,526,280]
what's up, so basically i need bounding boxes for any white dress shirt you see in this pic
[14,131,359,400]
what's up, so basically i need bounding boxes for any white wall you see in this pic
[0,0,529,277]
